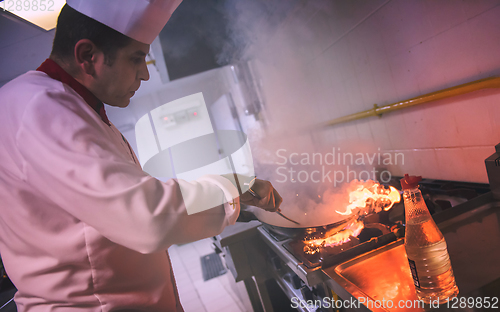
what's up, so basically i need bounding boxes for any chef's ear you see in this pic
[74,39,99,76]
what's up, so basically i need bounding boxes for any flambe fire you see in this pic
[305,220,364,249]
[303,181,401,255]
[336,181,400,216]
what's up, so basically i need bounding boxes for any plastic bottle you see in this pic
[400,174,459,304]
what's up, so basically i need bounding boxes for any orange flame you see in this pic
[305,220,364,248]
[303,181,400,254]
[336,181,400,216]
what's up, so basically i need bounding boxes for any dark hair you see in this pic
[51,4,132,65]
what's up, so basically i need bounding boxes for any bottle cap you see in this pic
[400,174,422,190]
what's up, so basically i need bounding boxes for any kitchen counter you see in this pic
[323,191,500,311]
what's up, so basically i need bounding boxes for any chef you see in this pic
[0,0,282,311]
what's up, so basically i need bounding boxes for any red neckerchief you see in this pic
[37,59,111,126]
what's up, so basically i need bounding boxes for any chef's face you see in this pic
[91,40,150,107]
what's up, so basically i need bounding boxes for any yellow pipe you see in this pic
[322,77,500,127]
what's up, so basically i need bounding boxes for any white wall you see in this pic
[0,13,54,87]
[245,0,500,183]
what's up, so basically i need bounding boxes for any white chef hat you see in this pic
[66,0,182,44]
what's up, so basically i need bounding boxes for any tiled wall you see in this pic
[247,0,500,183]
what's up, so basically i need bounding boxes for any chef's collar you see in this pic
[37,58,111,126]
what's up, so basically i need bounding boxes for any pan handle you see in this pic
[247,187,301,225]
[237,205,259,223]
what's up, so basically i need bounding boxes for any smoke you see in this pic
[247,135,395,227]
[216,0,301,65]
[249,176,389,228]
[211,1,401,225]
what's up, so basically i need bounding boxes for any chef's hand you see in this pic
[240,179,282,212]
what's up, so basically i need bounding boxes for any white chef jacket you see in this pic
[0,66,240,311]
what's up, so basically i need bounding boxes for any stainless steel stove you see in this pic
[253,207,407,312]
[256,225,340,312]
[215,177,500,312]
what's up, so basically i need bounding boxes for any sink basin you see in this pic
[323,193,500,311]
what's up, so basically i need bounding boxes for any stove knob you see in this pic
[300,285,314,301]
[291,274,302,289]
[270,256,282,271]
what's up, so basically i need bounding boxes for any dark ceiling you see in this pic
[159,0,299,81]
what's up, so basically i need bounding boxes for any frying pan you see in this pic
[247,164,361,238]
[261,214,357,238]
[247,204,355,238]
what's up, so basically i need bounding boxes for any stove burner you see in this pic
[357,224,386,242]
[284,219,404,269]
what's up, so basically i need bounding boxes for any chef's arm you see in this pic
[16,91,240,254]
